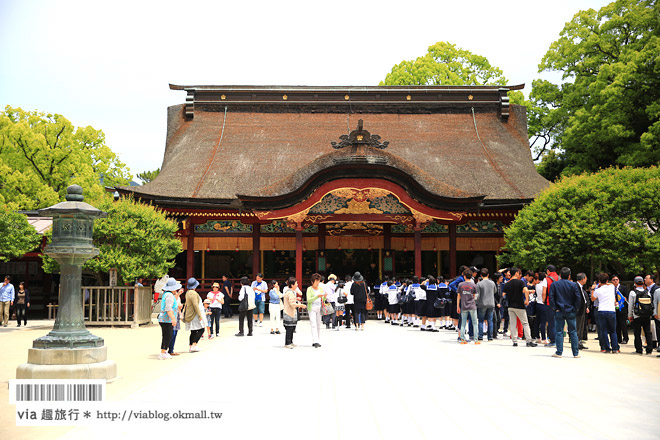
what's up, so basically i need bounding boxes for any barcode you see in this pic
[9,380,105,403]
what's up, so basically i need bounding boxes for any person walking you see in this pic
[252,273,268,328]
[612,275,629,344]
[343,275,354,329]
[268,280,283,335]
[457,269,479,344]
[207,282,224,338]
[548,267,582,358]
[323,274,338,329]
[307,273,327,347]
[282,277,306,348]
[476,269,497,341]
[502,268,537,347]
[351,272,369,331]
[157,278,182,360]
[168,285,184,356]
[236,277,256,337]
[14,282,30,327]
[628,276,654,355]
[575,273,591,350]
[182,278,206,352]
[0,275,15,327]
[591,272,620,354]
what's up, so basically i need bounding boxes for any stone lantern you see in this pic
[16,185,116,380]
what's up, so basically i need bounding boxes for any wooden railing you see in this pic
[82,286,153,327]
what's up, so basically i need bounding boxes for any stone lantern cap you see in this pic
[38,185,107,218]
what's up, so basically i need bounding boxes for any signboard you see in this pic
[108,269,118,287]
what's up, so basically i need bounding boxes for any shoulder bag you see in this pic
[238,286,248,312]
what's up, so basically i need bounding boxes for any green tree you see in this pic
[381,41,509,87]
[532,0,660,178]
[500,167,660,278]
[0,208,41,262]
[43,196,182,285]
[0,106,131,210]
[136,168,160,184]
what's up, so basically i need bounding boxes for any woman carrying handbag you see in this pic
[236,276,256,337]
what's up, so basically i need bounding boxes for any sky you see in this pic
[0,0,611,180]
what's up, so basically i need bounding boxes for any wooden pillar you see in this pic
[201,249,206,280]
[449,224,457,278]
[414,225,422,278]
[383,224,392,249]
[295,227,303,286]
[252,225,260,278]
[318,224,326,250]
[186,231,194,281]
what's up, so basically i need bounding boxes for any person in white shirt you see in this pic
[591,272,620,353]
[236,277,256,337]
[343,275,354,329]
[387,281,400,325]
[533,274,548,343]
[206,282,224,338]
[323,274,338,329]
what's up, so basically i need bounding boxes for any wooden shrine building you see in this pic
[117,84,549,286]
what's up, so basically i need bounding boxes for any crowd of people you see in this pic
[156,266,660,359]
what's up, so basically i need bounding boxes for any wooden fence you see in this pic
[81,286,153,327]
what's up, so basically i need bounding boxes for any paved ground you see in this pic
[2,317,660,439]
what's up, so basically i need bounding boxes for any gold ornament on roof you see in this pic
[334,199,383,215]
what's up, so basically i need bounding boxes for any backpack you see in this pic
[634,289,653,318]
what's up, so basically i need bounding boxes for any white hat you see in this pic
[163,278,182,292]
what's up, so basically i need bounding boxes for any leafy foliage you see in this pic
[501,167,660,277]
[0,106,131,209]
[136,168,160,184]
[532,0,660,178]
[43,196,182,285]
[0,208,41,262]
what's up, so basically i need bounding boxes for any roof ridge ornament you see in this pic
[331,119,389,152]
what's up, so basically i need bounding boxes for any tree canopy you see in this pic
[381,41,509,87]
[532,0,660,179]
[136,168,160,184]
[0,208,41,262]
[0,106,131,210]
[43,196,182,285]
[501,167,660,278]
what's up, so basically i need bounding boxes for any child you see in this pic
[203,299,212,338]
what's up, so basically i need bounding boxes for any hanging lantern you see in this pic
[235,238,240,252]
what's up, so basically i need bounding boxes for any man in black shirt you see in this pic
[222,275,233,318]
[502,268,537,347]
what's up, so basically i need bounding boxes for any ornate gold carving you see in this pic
[335,199,383,215]
[449,212,466,221]
[305,215,332,223]
[410,208,434,225]
[287,209,310,226]
[254,211,272,220]
[386,215,414,223]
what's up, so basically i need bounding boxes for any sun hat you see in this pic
[328,274,337,281]
[212,282,220,288]
[163,278,182,292]
[187,277,200,290]
[352,271,364,282]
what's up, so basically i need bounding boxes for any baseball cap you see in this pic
[634,276,644,285]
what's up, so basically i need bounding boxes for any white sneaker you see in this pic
[189,346,201,353]
[159,352,172,360]
[259,322,263,327]
[209,334,214,339]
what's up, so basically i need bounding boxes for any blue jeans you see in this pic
[460,309,478,342]
[545,306,555,343]
[209,308,222,335]
[597,311,619,351]
[554,311,579,356]
[168,329,178,354]
[477,307,494,340]
[535,303,546,340]
[458,313,475,338]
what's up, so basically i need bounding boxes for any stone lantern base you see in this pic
[16,346,117,381]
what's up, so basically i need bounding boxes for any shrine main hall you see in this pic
[118,84,549,285]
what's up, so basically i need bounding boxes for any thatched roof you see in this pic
[120,85,548,209]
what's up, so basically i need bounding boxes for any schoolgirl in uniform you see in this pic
[423,276,440,332]
[334,281,346,329]
[411,276,426,329]
[437,276,452,330]
[403,279,415,326]
[387,281,400,325]
[378,277,389,322]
